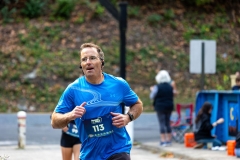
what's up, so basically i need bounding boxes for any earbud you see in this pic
[79,65,84,75]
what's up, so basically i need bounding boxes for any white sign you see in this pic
[190,40,216,74]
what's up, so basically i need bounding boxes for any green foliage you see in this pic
[147,14,162,26]
[135,88,153,112]
[126,49,136,63]
[3,23,82,112]
[102,42,120,66]
[83,1,105,18]
[169,21,177,29]
[214,15,228,26]
[75,16,85,24]
[176,52,189,71]
[216,55,240,74]
[139,48,150,59]
[109,0,118,6]
[18,24,63,47]
[0,6,16,23]
[234,45,240,59]
[0,104,8,112]
[174,96,196,108]
[216,74,230,90]
[182,12,231,42]
[128,6,140,18]
[183,0,213,6]
[53,0,76,19]
[163,9,175,20]
[21,0,46,18]
[90,2,105,18]
[183,28,196,41]
[195,0,213,6]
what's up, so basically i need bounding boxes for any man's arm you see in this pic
[51,112,73,129]
[128,99,143,120]
[111,98,143,128]
[51,102,87,129]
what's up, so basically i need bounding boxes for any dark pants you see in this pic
[196,138,222,147]
[157,111,172,134]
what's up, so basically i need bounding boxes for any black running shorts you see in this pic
[60,132,81,148]
[107,152,130,160]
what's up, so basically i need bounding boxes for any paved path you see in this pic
[141,141,237,160]
[1,142,237,160]
[0,145,179,160]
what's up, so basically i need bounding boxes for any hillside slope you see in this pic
[0,1,240,112]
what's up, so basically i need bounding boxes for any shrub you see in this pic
[21,0,46,18]
[147,14,162,26]
[0,6,16,23]
[183,0,214,6]
[91,2,105,18]
[128,6,140,18]
[0,0,17,23]
[163,8,175,20]
[53,0,76,19]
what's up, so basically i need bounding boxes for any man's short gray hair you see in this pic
[80,43,104,60]
[155,70,171,84]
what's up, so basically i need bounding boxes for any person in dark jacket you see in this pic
[194,102,224,149]
[150,70,174,147]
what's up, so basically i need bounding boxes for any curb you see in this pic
[136,142,210,160]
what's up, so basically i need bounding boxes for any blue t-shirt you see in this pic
[54,73,138,160]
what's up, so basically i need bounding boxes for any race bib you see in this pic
[66,123,79,138]
[83,114,113,138]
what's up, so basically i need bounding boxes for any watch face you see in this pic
[130,114,134,120]
[128,112,134,121]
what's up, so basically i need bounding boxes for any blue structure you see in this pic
[195,90,240,143]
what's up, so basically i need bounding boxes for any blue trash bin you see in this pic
[195,90,240,143]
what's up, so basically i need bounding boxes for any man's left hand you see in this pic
[110,112,130,128]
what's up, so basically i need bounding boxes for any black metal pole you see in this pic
[119,2,127,80]
[98,0,119,21]
[201,42,205,90]
[119,2,127,114]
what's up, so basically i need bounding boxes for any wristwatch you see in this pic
[127,112,134,121]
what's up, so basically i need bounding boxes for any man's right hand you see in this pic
[70,102,87,119]
[51,102,87,129]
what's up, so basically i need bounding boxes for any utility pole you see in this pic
[98,0,128,79]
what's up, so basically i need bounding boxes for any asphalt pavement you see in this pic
[140,141,238,160]
[0,144,179,160]
[0,141,237,160]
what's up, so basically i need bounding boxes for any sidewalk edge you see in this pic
[138,143,205,160]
